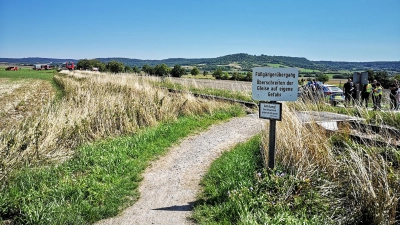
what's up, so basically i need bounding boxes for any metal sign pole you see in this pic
[268,101,277,169]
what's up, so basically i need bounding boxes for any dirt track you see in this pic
[95,115,262,225]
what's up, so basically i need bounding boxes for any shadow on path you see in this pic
[152,202,195,211]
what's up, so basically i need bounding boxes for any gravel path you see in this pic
[96,114,262,225]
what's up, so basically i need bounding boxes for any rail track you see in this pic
[171,87,400,149]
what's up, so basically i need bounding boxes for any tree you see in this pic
[190,67,199,76]
[367,69,375,83]
[124,65,132,73]
[367,70,391,88]
[154,64,170,76]
[317,74,330,84]
[76,59,91,70]
[212,68,223,79]
[245,71,252,81]
[231,72,241,80]
[106,60,124,73]
[91,59,106,72]
[393,74,400,82]
[132,66,140,74]
[203,70,208,76]
[222,72,229,80]
[142,64,154,75]
[374,71,390,88]
[77,59,106,71]
[170,64,186,77]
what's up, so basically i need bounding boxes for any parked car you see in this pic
[299,82,344,106]
[5,66,18,71]
[320,84,345,106]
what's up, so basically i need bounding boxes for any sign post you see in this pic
[252,67,298,169]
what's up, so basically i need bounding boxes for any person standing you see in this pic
[343,78,353,107]
[389,80,399,110]
[373,83,383,110]
[371,79,378,106]
[361,81,372,108]
[351,83,359,106]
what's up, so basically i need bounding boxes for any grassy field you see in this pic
[0,107,243,225]
[193,102,400,224]
[0,67,55,82]
[1,70,399,224]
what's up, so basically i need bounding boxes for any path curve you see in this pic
[96,114,262,225]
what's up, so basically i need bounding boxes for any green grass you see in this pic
[192,135,332,225]
[0,106,244,225]
[0,68,55,81]
[0,68,63,100]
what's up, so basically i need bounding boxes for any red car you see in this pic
[5,66,18,71]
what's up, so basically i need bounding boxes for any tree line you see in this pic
[76,59,253,81]
[76,59,399,85]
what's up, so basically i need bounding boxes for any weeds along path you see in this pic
[96,114,262,225]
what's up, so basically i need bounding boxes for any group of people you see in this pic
[343,78,400,110]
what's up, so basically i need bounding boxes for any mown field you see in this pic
[0,69,399,224]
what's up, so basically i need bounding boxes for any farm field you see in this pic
[0,69,56,131]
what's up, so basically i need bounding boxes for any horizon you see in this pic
[1,0,399,61]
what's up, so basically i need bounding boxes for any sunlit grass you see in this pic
[0,71,231,183]
[194,100,400,224]
[0,107,244,225]
[193,135,332,224]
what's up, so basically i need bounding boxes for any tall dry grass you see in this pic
[0,71,227,183]
[261,102,400,224]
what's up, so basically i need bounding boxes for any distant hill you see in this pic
[313,60,400,72]
[0,57,78,65]
[1,54,399,72]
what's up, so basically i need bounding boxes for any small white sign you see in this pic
[259,102,282,120]
[252,67,298,101]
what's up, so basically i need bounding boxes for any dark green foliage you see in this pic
[212,68,223,79]
[76,59,106,71]
[124,65,132,73]
[190,66,199,76]
[141,64,154,75]
[106,60,124,73]
[154,63,170,76]
[132,66,140,73]
[317,74,330,83]
[170,64,186,77]
[366,69,392,88]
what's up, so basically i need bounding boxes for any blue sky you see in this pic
[0,0,399,61]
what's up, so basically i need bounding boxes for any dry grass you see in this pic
[261,102,400,224]
[0,71,228,182]
[0,78,55,130]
